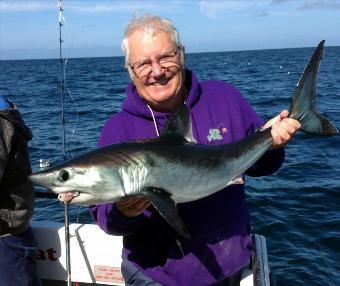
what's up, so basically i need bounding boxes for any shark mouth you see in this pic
[58,191,80,203]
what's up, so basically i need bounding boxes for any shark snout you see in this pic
[28,172,55,190]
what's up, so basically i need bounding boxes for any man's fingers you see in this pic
[117,196,145,207]
[271,117,301,148]
[279,110,289,120]
[263,110,289,129]
[271,128,283,146]
[131,198,151,211]
[116,196,150,218]
[134,200,151,214]
[280,119,301,136]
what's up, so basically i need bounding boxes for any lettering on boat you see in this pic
[36,248,58,261]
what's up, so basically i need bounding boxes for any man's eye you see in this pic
[136,61,151,70]
[159,56,171,63]
[159,52,176,63]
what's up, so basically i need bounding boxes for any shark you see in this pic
[29,41,338,238]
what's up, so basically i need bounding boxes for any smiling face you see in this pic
[127,30,186,112]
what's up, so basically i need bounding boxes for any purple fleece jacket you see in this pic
[89,70,284,286]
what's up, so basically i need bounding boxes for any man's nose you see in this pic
[151,61,165,78]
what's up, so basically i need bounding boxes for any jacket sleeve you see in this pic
[0,121,10,181]
[88,116,143,236]
[89,203,142,236]
[246,148,285,177]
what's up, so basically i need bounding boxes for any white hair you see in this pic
[121,14,185,78]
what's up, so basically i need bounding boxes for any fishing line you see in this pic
[76,205,82,225]
[63,58,79,159]
[58,0,79,159]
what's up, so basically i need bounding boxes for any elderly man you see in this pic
[89,15,300,286]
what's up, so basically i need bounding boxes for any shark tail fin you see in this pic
[288,40,339,136]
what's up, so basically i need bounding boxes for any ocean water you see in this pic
[1,45,339,286]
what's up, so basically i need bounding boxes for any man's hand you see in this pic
[116,196,151,218]
[263,110,301,149]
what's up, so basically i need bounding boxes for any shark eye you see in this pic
[59,170,69,182]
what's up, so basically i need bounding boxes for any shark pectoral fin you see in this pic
[142,187,191,239]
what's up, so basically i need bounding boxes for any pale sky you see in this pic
[1,0,340,60]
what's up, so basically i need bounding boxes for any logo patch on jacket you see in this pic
[207,124,228,142]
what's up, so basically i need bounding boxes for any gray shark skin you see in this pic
[289,40,338,135]
[29,41,338,238]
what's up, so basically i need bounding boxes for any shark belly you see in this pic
[145,156,235,203]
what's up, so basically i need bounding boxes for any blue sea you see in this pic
[1,45,339,286]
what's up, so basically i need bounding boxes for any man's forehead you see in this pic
[129,29,172,44]
[129,31,175,59]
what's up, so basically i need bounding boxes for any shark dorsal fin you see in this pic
[160,104,197,145]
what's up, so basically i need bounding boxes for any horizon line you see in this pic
[1,44,339,61]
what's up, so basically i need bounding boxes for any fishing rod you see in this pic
[58,1,72,285]
[59,0,66,160]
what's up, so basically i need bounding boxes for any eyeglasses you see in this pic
[129,50,179,79]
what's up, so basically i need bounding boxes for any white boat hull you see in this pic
[32,220,124,285]
[32,220,271,285]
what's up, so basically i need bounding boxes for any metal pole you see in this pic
[58,1,72,285]
[58,0,66,160]
[64,204,72,286]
